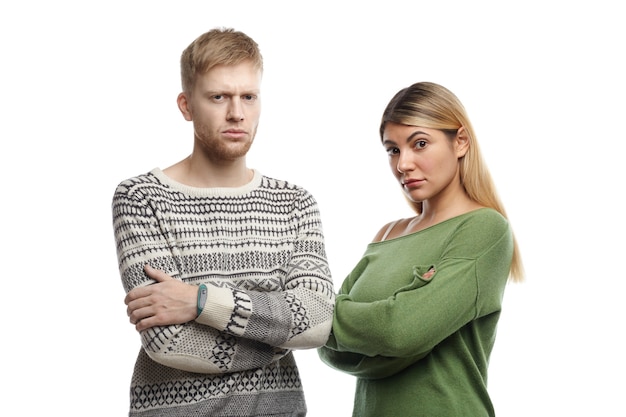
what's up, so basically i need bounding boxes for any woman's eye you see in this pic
[415,140,427,149]
[385,147,399,156]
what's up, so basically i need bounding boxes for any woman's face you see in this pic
[382,123,468,205]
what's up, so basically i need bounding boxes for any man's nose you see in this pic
[227,98,244,121]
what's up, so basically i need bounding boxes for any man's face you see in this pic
[178,60,262,161]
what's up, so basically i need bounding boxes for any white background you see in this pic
[2,1,625,416]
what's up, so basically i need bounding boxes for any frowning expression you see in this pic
[178,60,262,161]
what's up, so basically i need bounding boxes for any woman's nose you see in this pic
[396,152,414,173]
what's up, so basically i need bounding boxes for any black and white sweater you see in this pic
[112,168,335,417]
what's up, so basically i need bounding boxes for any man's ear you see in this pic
[177,92,193,121]
[455,126,470,158]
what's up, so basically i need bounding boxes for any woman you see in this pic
[319,82,523,416]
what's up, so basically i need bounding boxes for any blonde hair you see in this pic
[380,82,524,282]
[180,27,263,93]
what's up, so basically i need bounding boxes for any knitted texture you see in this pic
[112,168,334,416]
[319,208,513,417]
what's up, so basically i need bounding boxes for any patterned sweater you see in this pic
[318,208,513,417]
[112,168,335,417]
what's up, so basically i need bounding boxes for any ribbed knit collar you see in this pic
[150,167,263,197]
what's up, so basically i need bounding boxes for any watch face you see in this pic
[197,284,208,315]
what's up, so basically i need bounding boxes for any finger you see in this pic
[128,304,153,325]
[135,318,153,332]
[127,293,153,317]
[124,292,134,305]
[126,298,145,317]
[144,264,173,282]
[124,286,149,305]
[134,312,164,331]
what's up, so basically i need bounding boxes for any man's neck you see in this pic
[163,155,253,188]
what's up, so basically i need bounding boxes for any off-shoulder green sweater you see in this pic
[318,208,513,417]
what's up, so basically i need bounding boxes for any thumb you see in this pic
[144,264,173,282]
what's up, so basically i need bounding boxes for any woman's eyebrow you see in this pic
[383,130,429,146]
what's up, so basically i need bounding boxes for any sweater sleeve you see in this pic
[318,211,512,378]
[318,334,428,379]
[195,189,335,350]
[113,179,334,374]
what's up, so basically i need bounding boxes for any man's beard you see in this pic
[194,130,255,161]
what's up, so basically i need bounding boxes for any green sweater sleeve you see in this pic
[319,209,513,378]
[319,333,428,379]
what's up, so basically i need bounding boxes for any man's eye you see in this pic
[243,94,256,101]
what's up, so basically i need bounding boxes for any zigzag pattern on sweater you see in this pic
[113,169,333,416]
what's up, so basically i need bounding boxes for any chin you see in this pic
[404,192,425,204]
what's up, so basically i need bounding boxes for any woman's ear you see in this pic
[177,92,193,121]
[455,127,470,158]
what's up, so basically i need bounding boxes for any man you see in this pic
[112,27,334,417]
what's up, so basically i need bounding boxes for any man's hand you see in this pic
[125,265,198,331]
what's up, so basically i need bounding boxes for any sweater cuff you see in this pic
[195,285,234,330]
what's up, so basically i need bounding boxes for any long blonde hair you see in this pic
[380,82,524,282]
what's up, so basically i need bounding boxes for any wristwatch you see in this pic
[197,284,208,316]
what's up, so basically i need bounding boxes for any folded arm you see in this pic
[319,212,512,379]
[113,181,334,374]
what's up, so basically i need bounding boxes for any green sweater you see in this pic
[318,208,513,417]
